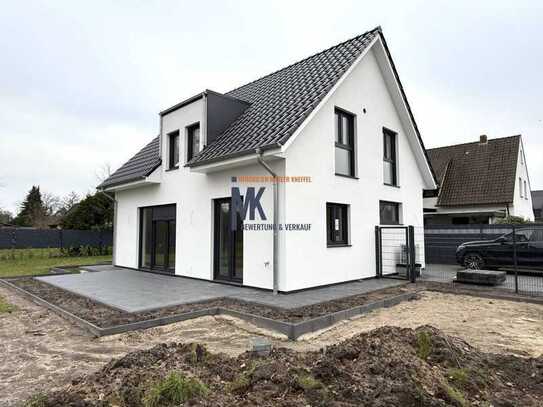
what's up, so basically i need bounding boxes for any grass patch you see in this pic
[143,372,208,407]
[0,255,111,278]
[442,383,468,407]
[22,393,48,407]
[447,368,469,386]
[226,362,257,393]
[416,331,432,360]
[295,372,323,391]
[0,295,17,314]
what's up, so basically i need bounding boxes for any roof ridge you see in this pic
[225,26,381,96]
[427,135,521,151]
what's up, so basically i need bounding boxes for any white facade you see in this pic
[109,39,435,291]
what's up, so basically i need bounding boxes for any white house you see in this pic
[98,27,436,292]
[424,135,534,224]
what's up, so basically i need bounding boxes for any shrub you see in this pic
[495,216,531,225]
[416,331,432,360]
[143,372,208,407]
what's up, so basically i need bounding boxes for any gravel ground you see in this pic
[2,285,543,406]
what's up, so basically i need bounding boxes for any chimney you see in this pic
[480,134,488,144]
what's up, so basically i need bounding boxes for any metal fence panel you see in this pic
[0,228,113,249]
[423,224,543,297]
[14,228,60,249]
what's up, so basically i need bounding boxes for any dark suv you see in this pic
[456,228,543,269]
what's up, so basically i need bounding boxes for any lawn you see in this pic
[0,248,111,278]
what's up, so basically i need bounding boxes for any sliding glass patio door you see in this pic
[140,205,176,273]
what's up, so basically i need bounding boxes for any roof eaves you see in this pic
[186,142,282,168]
[97,159,162,190]
[159,92,205,116]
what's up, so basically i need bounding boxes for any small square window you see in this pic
[380,201,400,225]
[168,131,180,169]
[186,123,200,162]
[326,203,349,246]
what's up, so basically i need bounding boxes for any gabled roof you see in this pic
[100,26,435,189]
[98,136,161,189]
[427,135,521,207]
[187,27,380,166]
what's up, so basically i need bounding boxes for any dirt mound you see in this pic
[24,326,543,406]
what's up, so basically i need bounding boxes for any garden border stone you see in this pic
[0,278,417,340]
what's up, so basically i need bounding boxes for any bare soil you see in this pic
[8,277,413,325]
[20,326,543,406]
[3,284,543,406]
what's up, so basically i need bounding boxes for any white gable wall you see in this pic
[114,97,286,290]
[511,139,534,220]
[283,46,427,291]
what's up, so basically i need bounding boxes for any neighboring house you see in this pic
[424,135,534,225]
[98,27,436,292]
[532,190,543,221]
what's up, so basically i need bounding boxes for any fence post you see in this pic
[375,226,381,278]
[408,226,416,283]
[59,229,63,251]
[512,224,519,293]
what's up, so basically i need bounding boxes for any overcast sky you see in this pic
[1,1,542,214]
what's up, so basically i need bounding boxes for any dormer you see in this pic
[159,90,250,171]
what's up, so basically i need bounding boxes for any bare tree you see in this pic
[42,192,61,216]
[95,162,112,184]
[58,191,80,215]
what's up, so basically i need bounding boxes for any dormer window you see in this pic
[187,123,200,162]
[168,130,180,169]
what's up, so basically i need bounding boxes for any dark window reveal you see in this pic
[379,201,400,225]
[327,203,349,246]
[383,128,397,186]
[168,131,180,169]
[187,123,201,162]
[335,109,355,176]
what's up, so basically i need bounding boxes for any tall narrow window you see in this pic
[380,201,400,225]
[335,108,355,177]
[383,128,397,186]
[168,131,180,169]
[186,123,200,162]
[326,203,349,246]
[519,177,523,198]
[524,180,528,200]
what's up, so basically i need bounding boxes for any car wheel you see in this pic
[463,253,485,270]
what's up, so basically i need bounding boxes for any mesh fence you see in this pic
[422,224,543,297]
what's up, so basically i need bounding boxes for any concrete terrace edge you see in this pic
[0,278,417,340]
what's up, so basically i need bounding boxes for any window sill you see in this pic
[384,183,400,188]
[166,166,179,172]
[335,173,359,180]
[327,243,352,248]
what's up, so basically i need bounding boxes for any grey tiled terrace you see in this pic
[36,266,404,313]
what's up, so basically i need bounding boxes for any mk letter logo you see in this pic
[231,187,267,230]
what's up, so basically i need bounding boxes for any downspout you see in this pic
[255,148,279,295]
[98,189,117,266]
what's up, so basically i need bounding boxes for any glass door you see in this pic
[139,205,176,273]
[214,198,243,283]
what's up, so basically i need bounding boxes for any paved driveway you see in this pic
[35,267,404,313]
